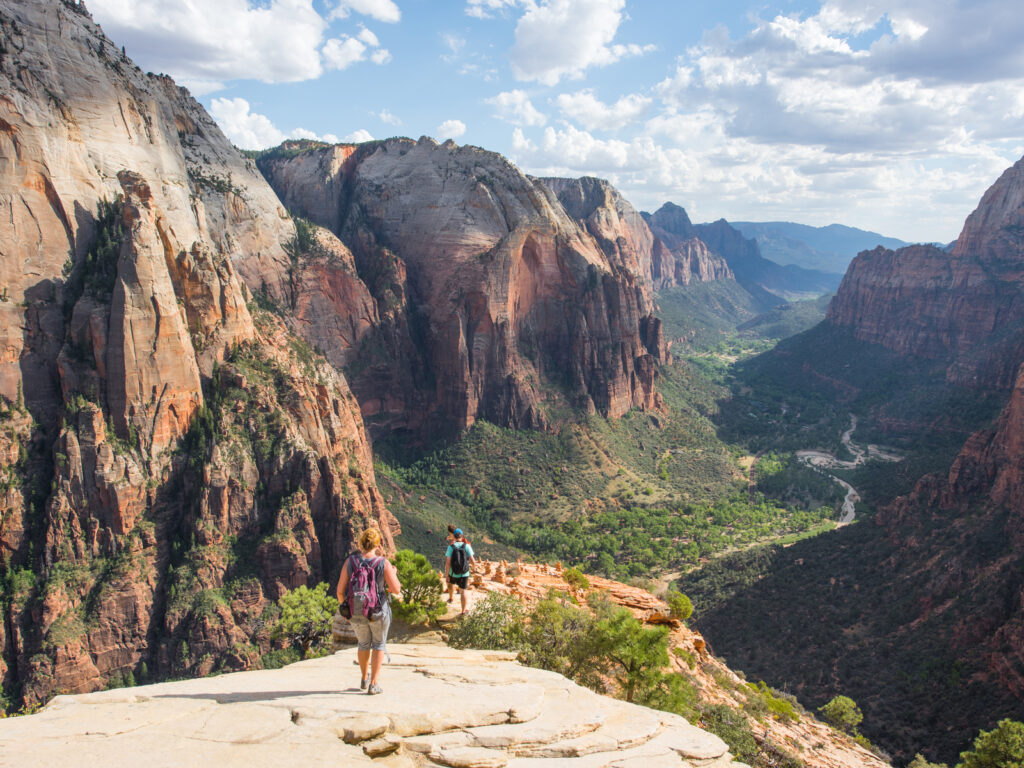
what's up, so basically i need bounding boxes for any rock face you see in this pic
[0,0,394,707]
[260,142,667,440]
[643,204,734,289]
[0,644,746,768]
[826,154,1024,390]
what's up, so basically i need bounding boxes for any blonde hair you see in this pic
[358,527,382,553]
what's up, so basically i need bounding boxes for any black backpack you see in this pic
[450,542,468,574]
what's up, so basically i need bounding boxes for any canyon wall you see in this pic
[0,0,394,706]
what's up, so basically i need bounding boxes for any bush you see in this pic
[957,719,1024,768]
[272,583,338,658]
[563,566,590,590]
[260,647,301,670]
[699,704,758,764]
[818,695,863,733]
[446,592,525,651]
[391,549,445,624]
[908,755,947,768]
[666,590,694,621]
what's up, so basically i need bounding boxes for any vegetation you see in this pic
[666,590,693,621]
[957,720,1024,768]
[272,583,338,658]
[448,588,800,767]
[390,549,445,624]
[818,695,863,733]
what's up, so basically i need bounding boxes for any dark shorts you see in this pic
[449,575,469,589]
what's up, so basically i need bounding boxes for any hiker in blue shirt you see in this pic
[445,528,478,615]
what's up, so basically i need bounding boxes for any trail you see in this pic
[795,415,902,524]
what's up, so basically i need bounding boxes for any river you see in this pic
[795,415,903,524]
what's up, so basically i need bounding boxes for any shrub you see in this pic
[666,590,694,621]
[391,549,445,624]
[908,754,947,768]
[563,566,590,590]
[260,648,301,670]
[446,592,525,651]
[957,719,1024,768]
[272,583,338,658]
[699,704,758,764]
[818,695,863,733]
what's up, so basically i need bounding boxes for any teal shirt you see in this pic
[445,542,474,578]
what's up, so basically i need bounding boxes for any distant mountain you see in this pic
[731,221,913,274]
[693,218,844,300]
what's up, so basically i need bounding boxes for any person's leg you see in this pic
[357,649,370,682]
[369,649,385,684]
[447,578,454,603]
[460,585,468,614]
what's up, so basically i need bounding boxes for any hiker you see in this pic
[445,528,477,615]
[444,524,471,603]
[336,527,401,695]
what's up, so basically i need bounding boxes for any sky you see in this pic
[87,0,1024,243]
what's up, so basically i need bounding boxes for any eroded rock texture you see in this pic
[260,141,668,440]
[827,154,1024,390]
[0,0,394,706]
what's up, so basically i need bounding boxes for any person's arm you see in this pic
[444,556,452,577]
[336,560,349,603]
[383,560,401,595]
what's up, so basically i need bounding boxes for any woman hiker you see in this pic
[445,528,478,615]
[444,524,472,604]
[336,527,401,695]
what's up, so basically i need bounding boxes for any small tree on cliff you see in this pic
[391,550,445,624]
[818,695,863,734]
[666,590,693,622]
[957,719,1024,768]
[273,583,338,658]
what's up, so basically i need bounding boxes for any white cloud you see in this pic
[357,26,380,47]
[378,109,402,125]
[331,0,401,23]
[555,90,652,131]
[371,48,393,64]
[209,97,343,150]
[343,129,375,142]
[323,36,367,69]
[88,0,328,90]
[436,119,467,139]
[486,90,547,127]
[509,0,653,85]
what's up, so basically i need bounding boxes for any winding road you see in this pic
[795,415,903,524]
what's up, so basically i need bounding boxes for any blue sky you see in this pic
[89,0,1024,242]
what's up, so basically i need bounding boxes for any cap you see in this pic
[454,528,463,536]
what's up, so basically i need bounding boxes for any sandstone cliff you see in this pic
[0,0,394,707]
[259,141,667,440]
[643,204,734,290]
[826,154,1024,390]
[0,644,748,768]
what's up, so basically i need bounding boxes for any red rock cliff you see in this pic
[0,0,395,707]
[827,155,1024,389]
[260,140,667,440]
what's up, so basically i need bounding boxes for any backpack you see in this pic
[347,554,384,619]
[450,543,468,575]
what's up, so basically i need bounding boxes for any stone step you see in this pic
[513,703,663,758]
[466,688,609,750]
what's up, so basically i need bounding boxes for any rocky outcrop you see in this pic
[0,0,395,708]
[643,204,734,289]
[0,644,749,768]
[827,154,1024,390]
[260,141,667,440]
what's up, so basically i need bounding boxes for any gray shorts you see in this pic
[349,605,391,651]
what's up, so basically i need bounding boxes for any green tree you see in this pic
[520,592,607,690]
[818,695,863,733]
[957,719,1024,768]
[391,550,445,624]
[666,590,693,621]
[563,566,590,591]
[591,599,671,703]
[272,583,338,658]
[446,592,525,650]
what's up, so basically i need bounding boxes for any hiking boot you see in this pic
[367,683,382,695]
[360,677,368,690]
